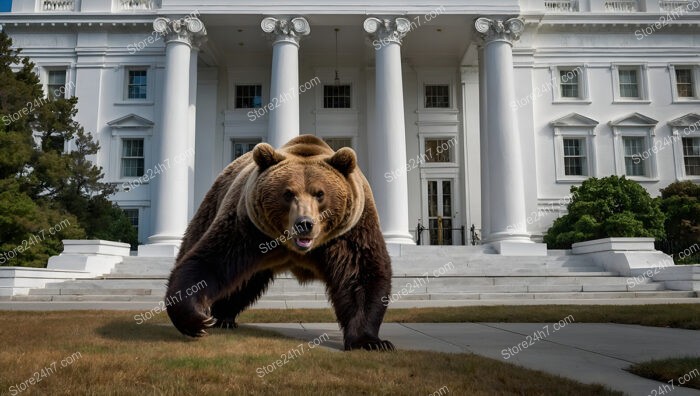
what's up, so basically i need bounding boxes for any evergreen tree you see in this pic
[0,30,136,267]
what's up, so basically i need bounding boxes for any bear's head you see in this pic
[245,141,365,254]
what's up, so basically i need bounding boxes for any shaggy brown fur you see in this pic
[166,135,394,351]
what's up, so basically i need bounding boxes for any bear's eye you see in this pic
[283,190,295,202]
[314,191,325,201]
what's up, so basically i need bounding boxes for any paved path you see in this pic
[249,322,700,396]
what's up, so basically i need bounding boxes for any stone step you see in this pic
[12,290,695,303]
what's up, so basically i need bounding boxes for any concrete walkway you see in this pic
[249,322,700,396]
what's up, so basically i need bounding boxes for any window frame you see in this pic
[669,64,700,103]
[418,134,459,169]
[322,136,354,151]
[423,84,451,109]
[234,84,264,109]
[610,113,659,182]
[107,115,153,184]
[668,113,700,181]
[551,113,598,183]
[611,64,650,103]
[120,138,146,178]
[562,137,588,177]
[551,65,590,103]
[231,138,262,162]
[124,67,150,102]
[322,84,352,109]
[681,137,700,178]
[42,66,73,100]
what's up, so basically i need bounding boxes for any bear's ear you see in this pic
[326,147,357,176]
[253,143,286,170]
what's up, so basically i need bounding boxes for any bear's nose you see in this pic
[294,216,315,235]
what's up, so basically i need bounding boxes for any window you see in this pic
[623,136,646,176]
[235,85,262,109]
[552,66,589,103]
[618,69,639,98]
[123,209,139,233]
[551,113,598,182]
[670,65,700,102]
[560,68,580,98]
[424,85,450,108]
[232,138,261,161]
[47,70,67,100]
[323,137,352,151]
[612,65,648,102]
[127,69,148,100]
[563,138,587,176]
[121,139,145,177]
[424,138,454,163]
[323,85,351,109]
[0,0,11,12]
[683,137,700,176]
[675,68,695,98]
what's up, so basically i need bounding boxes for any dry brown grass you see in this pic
[0,310,622,395]
[238,304,700,330]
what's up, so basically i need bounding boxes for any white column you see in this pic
[364,17,414,245]
[261,17,310,148]
[139,16,206,257]
[187,47,199,220]
[478,48,491,241]
[474,17,546,255]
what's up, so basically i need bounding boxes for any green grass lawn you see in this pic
[0,310,624,395]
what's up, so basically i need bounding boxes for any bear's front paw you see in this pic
[212,317,238,329]
[167,297,216,337]
[360,339,395,351]
[345,337,395,351]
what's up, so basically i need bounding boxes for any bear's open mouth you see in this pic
[294,237,313,250]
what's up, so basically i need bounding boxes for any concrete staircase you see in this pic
[8,246,697,308]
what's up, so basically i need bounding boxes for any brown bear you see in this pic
[166,135,394,351]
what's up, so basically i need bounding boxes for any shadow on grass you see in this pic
[96,319,191,343]
[95,318,310,346]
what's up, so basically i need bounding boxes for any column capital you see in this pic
[474,17,524,45]
[363,17,411,47]
[261,16,310,46]
[153,16,207,48]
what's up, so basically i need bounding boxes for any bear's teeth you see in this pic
[295,238,312,248]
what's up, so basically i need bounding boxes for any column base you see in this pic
[491,241,548,256]
[383,232,416,246]
[139,234,182,257]
[138,244,180,258]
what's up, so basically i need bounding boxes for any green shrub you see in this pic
[658,181,700,263]
[544,176,665,249]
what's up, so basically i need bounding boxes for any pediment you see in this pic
[609,112,658,127]
[550,113,599,127]
[107,114,154,129]
[667,113,700,127]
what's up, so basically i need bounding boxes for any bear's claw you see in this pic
[212,318,238,329]
[361,340,395,351]
[346,339,395,352]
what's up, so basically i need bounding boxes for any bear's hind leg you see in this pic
[211,269,274,329]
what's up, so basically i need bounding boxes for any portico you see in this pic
[132,12,542,256]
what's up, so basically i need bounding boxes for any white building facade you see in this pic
[2,0,699,255]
